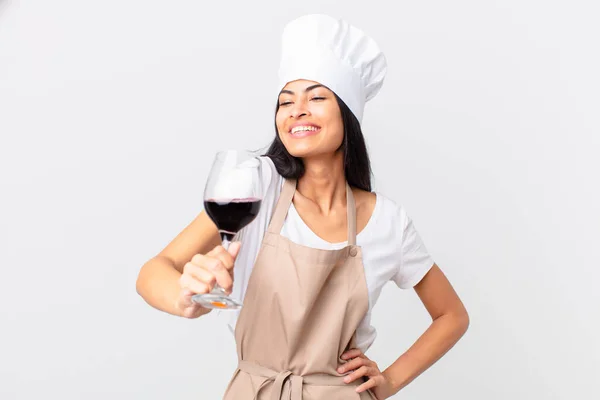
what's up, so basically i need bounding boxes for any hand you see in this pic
[338,348,396,400]
[175,242,241,318]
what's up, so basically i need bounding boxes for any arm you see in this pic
[382,263,469,393]
[135,211,222,317]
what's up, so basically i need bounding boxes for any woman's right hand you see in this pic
[175,241,242,318]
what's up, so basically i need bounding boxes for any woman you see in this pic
[136,14,469,400]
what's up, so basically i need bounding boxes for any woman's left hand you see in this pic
[338,348,396,400]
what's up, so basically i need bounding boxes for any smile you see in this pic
[289,126,321,137]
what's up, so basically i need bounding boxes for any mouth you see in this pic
[289,125,322,138]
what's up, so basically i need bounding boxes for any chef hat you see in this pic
[277,14,387,123]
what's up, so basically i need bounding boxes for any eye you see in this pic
[311,97,326,101]
[279,101,292,107]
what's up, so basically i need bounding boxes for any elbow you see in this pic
[135,275,143,296]
[135,264,148,298]
[438,305,469,337]
[459,310,470,335]
[454,306,470,337]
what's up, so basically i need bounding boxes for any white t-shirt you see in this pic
[219,156,435,352]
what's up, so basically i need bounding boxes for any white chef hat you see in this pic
[277,14,387,124]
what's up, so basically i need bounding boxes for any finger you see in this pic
[179,273,211,295]
[227,241,242,258]
[203,257,234,293]
[341,348,363,360]
[184,262,217,287]
[207,246,236,271]
[187,255,233,293]
[177,288,195,308]
[338,356,366,374]
[191,253,210,267]
[356,376,381,393]
[181,288,195,298]
[343,366,370,384]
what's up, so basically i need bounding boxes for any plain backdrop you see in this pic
[1,0,598,399]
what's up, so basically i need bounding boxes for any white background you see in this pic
[1,0,598,399]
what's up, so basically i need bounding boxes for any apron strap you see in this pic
[267,179,358,246]
[345,182,357,246]
[267,179,297,234]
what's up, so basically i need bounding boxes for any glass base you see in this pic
[191,292,242,310]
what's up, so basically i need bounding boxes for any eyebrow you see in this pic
[279,84,326,96]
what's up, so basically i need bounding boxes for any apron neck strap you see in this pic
[267,179,357,246]
[346,182,357,246]
[267,179,296,235]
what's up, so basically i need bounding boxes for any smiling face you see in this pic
[275,80,344,159]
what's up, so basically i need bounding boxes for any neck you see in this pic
[296,151,346,215]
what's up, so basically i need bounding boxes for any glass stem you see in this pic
[222,237,231,251]
[213,234,231,294]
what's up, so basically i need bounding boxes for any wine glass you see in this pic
[191,150,263,310]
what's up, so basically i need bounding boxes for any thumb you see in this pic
[227,241,242,259]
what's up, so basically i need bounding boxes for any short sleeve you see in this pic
[391,208,435,289]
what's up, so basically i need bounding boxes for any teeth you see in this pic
[291,126,319,134]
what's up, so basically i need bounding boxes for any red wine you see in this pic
[204,198,262,241]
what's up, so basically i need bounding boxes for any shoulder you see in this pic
[257,155,285,214]
[351,189,411,240]
[375,193,407,220]
[353,188,405,215]
[258,156,284,192]
[364,191,410,233]
[258,155,278,178]
[235,156,283,243]
[351,188,377,221]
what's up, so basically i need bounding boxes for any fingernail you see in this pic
[337,367,343,373]
[344,376,350,383]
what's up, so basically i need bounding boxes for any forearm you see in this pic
[382,311,469,394]
[136,256,211,317]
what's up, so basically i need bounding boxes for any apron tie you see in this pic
[266,370,302,400]
[239,360,347,400]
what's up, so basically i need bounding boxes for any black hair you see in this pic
[264,92,372,192]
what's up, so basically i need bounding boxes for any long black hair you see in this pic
[264,92,372,192]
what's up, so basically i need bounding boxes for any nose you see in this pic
[290,100,310,119]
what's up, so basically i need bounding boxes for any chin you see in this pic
[281,136,343,159]
[286,145,340,160]
[286,146,316,158]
